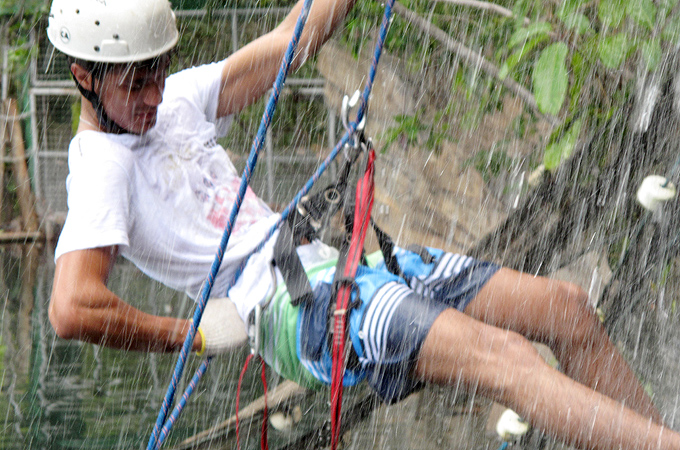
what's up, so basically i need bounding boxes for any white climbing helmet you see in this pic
[47,0,179,64]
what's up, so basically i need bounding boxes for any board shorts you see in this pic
[258,246,500,404]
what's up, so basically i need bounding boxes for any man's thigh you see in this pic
[413,306,540,389]
[463,267,588,343]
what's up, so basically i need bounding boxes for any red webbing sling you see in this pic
[329,146,375,450]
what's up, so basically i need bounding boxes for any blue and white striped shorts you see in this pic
[297,247,499,404]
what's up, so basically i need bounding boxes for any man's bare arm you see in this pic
[50,247,202,352]
[217,0,356,117]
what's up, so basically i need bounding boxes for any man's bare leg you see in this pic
[463,268,661,422]
[414,308,680,450]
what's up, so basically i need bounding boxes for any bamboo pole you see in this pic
[0,230,43,243]
[5,98,39,232]
[0,101,7,223]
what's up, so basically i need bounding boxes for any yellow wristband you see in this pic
[196,327,207,356]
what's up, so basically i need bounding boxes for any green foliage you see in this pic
[380,106,454,154]
[626,0,657,30]
[640,39,662,72]
[544,118,582,170]
[487,0,680,170]
[509,22,553,48]
[598,34,631,69]
[0,0,46,15]
[380,114,427,152]
[463,148,517,183]
[598,0,628,28]
[2,0,47,100]
[342,0,678,171]
[533,43,568,116]
[559,12,591,34]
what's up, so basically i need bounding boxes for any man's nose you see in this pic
[143,81,164,106]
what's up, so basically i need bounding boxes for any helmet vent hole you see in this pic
[113,34,119,39]
[75,9,79,13]
[95,20,100,26]
[94,46,100,52]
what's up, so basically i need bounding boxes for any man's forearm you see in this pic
[287,0,358,70]
[51,257,201,352]
[50,291,201,352]
[51,248,202,353]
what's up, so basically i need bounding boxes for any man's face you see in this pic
[95,59,169,135]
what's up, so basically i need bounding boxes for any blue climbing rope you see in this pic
[147,0,397,447]
[238,0,397,264]
[272,0,394,232]
[146,0,314,447]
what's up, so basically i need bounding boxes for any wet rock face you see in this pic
[317,42,548,256]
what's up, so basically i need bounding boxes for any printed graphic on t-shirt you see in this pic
[160,135,271,235]
[205,176,271,232]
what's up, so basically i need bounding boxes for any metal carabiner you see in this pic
[341,90,366,153]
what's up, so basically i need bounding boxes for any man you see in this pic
[47,0,680,448]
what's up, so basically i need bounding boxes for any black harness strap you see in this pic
[273,220,314,307]
[371,219,403,277]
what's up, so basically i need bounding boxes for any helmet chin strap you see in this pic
[71,71,129,135]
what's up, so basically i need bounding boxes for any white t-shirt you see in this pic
[55,61,304,320]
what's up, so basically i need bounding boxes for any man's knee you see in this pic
[550,280,604,349]
[553,280,590,308]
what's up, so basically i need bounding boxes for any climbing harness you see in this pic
[146,0,396,447]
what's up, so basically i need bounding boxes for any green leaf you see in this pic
[509,22,553,48]
[598,0,626,28]
[512,0,532,28]
[499,35,548,80]
[626,0,657,30]
[640,39,662,72]
[598,33,631,68]
[499,62,510,80]
[560,12,591,34]
[544,119,583,170]
[533,43,569,116]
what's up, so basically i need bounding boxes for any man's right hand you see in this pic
[196,297,248,356]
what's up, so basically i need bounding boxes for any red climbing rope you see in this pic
[236,353,269,450]
[330,146,376,450]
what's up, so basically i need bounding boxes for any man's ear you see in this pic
[70,63,93,91]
